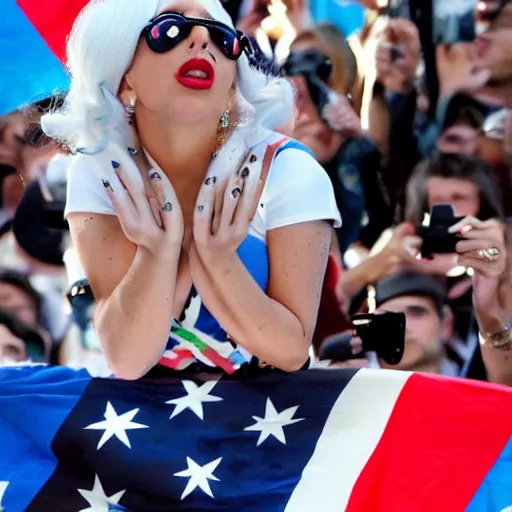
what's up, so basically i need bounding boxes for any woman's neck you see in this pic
[136,111,219,183]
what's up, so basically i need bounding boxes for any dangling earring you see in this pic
[125,97,136,125]
[124,97,140,156]
[212,104,234,158]
[219,107,230,130]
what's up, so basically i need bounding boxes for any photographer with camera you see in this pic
[321,261,510,384]
[320,271,458,375]
[405,152,511,384]
[363,17,423,214]
[283,23,394,254]
[331,150,510,384]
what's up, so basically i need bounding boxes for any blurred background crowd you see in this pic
[0,0,511,384]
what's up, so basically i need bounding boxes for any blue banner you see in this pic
[0,0,69,115]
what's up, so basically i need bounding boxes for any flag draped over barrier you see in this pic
[0,365,511,511]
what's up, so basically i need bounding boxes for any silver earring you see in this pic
[124,97,140,155]
[125,97,136,124]
[220,107,230,130]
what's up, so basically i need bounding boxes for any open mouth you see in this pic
[176,58,215,90]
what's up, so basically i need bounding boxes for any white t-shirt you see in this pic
[65,133,341,373]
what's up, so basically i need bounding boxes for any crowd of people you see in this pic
[0,0,510,386]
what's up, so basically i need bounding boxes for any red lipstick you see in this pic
[176,58,215,90]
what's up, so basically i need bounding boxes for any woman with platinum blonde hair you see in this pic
[42,0,340,380]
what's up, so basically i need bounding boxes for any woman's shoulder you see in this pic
[261,133,316,162]
[65,152,116,217]
[264,135,328,188]
[259,134,341,230]
[66,151,103,180]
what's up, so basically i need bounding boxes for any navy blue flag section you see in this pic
[0,365,511,512]
[0,365,355,511]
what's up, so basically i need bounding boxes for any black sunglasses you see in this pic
[142,12,251,61]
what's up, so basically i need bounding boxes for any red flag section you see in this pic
[347,373,512,511]
[17,0,88,63]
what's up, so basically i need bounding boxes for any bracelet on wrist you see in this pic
[479,319,512,351]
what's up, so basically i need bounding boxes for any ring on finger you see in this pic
[162,202,173,212]
[477,247,500,262]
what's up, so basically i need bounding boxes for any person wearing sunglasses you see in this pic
[41,0,340,380]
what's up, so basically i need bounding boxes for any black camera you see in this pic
[418,204,464,260]
[319,312,406,366]
[281,49,333,117]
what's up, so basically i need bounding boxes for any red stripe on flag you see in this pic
[346,373,512,511]
[17,0,88,63]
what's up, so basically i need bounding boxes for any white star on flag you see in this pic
[0,481,8,512]
[77,474,126,512]
[166,380,222,420]
[174,457,222,500]
[244,397,304,446]
[84,402,149,449]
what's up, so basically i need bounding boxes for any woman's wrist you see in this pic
[138,242,181,264]
[201,250,239,273]
[479,318,512,350]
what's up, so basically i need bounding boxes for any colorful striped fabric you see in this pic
[0,365,510,510]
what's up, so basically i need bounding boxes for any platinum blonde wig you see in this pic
[42,0,294,153]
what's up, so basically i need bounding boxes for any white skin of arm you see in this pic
[68,213,180,380]
[190,220,332,371]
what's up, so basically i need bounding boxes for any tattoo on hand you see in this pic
[102,180,113,191]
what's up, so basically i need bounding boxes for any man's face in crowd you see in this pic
[376,295,445,372]
[476,2,512,85]
[0,283,38,327]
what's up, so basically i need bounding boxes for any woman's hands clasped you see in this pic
[103,154,184,255]
[192,170,262,267]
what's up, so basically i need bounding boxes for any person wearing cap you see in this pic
[373,268,512,385]
[324,269,505,381]
[370,271,458,376]
[404,153,511,384]
[316,270,457,375]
